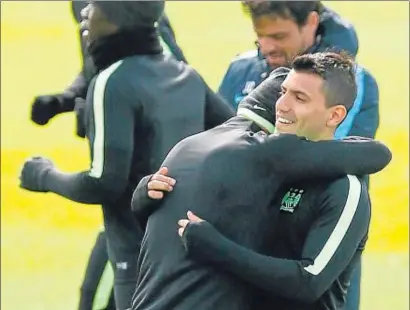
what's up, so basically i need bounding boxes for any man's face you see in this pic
[275,70,345,141]
[80,3,118,43]
[253,14,318,69]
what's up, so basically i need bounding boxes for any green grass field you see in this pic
[1,2,408,310]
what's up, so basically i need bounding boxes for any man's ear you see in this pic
[327,105,347,128]
[304,11,320,34]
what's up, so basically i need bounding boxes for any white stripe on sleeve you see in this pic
[89,60,123,179]
[304,175,361,276]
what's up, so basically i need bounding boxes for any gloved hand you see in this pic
[30,94,63,125]
[30,92,76,125]
[238,67,290,125]
[74,98,87,138]
[19,157,54,192]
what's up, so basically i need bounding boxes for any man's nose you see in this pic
[80,4,90,19]
[276,95,291,112]
[257,37,280,52]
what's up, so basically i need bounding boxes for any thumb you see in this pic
[158,166,169,176]
[187,211,203,223]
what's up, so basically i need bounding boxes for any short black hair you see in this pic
[242,1,324,27]
[291,52,357,111]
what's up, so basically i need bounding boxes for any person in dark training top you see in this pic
[30,3,191,309]
[18,2,233,310]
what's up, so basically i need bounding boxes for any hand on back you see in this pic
[147,167,176,199]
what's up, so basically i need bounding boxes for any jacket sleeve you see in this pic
[182,176,370,303]
[261,134,391,181]
[44,69,138,205]
[335,67,379,139]
[59,72,88,113]
[204,83,235,129]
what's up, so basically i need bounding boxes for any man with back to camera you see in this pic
[18,2,234,310]
[129,53,391,310]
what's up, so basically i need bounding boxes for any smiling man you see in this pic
[222,4,379,307]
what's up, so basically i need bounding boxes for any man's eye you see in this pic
[296,96,305,102]
[272,34,287,40]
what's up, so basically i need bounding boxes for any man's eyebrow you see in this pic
[256,31,288,38]
[283,86,311,99]
[268,31,288,38]
[293,90,310,98]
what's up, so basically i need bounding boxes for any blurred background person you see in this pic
[31,1,188,129]
[20,1,233,309]
[219,1,360,109]
[28,2,190,310]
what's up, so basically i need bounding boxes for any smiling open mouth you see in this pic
[277,117,295,125]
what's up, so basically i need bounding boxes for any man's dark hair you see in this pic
[242,1,324,27]
[291,52,357,111]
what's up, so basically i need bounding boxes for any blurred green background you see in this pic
[1,2,408,309]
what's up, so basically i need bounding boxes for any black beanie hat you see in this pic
[95,1,165,29]
[237,67,290,133]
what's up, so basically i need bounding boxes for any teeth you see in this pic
[278,117,294,124]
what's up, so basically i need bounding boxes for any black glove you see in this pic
[19,157,54,192]
[181,220,218,260]
[74,98,87,138]
[238,67,290,125]
[30,92,76,125]
[31,95,62,125]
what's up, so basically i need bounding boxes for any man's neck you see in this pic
[312,131,334,141]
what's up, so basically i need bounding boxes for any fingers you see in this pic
[177,219,189,237]
[147,190,164,200]
[178,219,189,227]
[149,174,176,187]
[145,167,176,199]
[178,227,185,237]
[157,166,169,176]
[147,179,174,192]
[146,167,176,199]
[187,211,203,223]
